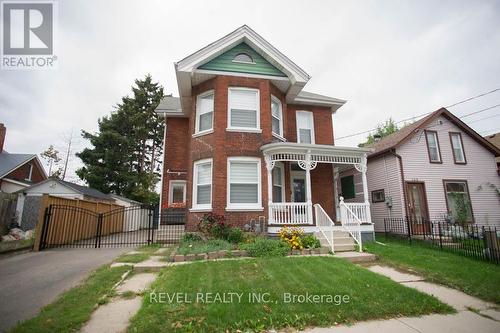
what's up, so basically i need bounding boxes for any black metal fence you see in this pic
[383,217,500,264]
[40,205,186,250]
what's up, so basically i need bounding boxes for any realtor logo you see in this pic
[1,1,57,69]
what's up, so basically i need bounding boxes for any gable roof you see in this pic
[0,153,46,179]
[20,178,112,201]
[367,108,500,159]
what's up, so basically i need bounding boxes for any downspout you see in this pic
[390,149,408,218]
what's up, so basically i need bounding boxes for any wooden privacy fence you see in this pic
[0,193,17,235]
[33,195,124,251]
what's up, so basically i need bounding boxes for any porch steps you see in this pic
[315,231,356,252]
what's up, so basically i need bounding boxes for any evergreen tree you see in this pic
[76,75,165,203]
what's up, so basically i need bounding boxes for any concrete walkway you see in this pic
[0,248,128,333]
[302,265,500,333]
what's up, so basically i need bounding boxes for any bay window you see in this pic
[228,88,260,132]
[192,159,212,210]
[227,157,262,210]
[195,91,214,134]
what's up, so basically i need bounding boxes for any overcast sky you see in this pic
[1,0,500,184]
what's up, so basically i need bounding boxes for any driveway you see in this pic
[0,248,128,332]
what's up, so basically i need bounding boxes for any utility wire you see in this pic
[335,88,500,140]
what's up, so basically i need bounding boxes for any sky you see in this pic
[1,0,500,184]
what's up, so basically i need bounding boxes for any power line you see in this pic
[467,113,500,124]
[458,104,500,118]
[335,88,500,140]
[481,127,500,136]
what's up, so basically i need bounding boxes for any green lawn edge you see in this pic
[9,265,131,333]
[364,238,500,304]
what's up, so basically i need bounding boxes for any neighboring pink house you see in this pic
[341,108,500,230]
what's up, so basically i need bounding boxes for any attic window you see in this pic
[233,53,254,64]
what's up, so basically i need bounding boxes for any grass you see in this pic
[10,265,130,333]
[177,239,235,255]
[116,253,151,263]
[136,243,162,254]
[128,257,453,332]
[365,238,500,304]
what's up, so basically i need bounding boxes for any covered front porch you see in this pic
[262,142,374,251]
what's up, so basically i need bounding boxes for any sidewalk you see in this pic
[302,265,500,333]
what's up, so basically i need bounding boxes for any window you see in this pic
[296,111,315,144]
[271,96,283,138]
[192,159,212,210]
[168,180,186,205]
[450,132,466,164]
[340,175,355,199]
[195,91,214,134]
[425,130,441,163]
[233,53,254,63]
[272,163,285,202]
[371,189,385,203]
[228,88,260,131]
[444,180,473,223]
[227,157,262,210]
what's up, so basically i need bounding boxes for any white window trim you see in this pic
[168,180,186,205]
[226,156,263,211]
[227,87,261,132]
[26,163,33,181]
[192,158,213,211]
[296,110,315,144]
[273,162,285,203]
[195,90,214,136]
[271,95,283,138]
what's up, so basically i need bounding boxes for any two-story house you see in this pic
[156,26,375,247]
[341,108,500,231]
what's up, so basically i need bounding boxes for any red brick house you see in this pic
[156,26,374,249]
[0,123,47,193]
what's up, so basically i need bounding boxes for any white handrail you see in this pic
[314,203,335,253]
[339,197,363,252]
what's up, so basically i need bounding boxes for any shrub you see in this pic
[241,238,289,257]
[278,226,304,250]
[302,234,321,249]
[181,233,203,243]
[198,213,229,239]
[226,227,244,244]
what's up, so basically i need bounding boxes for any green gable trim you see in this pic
[198,42,287,77]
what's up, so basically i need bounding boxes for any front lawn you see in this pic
[365,238,500,304]
[11,265,130,333]
[129,257,453,332]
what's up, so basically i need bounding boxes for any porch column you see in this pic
[299,151,316,224]
[333,166,340,222]
[264,155,275,224]
[360,154,372,223]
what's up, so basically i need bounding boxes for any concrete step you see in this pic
[332,231,350,238]
[333,237,356,245]
[334,244,356,252]
[335,251,377,263]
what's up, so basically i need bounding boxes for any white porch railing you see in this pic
[339,197,363,252]
[314,204,335,253]
[269,202,311,225]
[343,202,370,223]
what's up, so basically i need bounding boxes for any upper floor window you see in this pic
[233,53,254,64]
[425,130,441,163]
[271,96,283,138]
[296,111,315,144]
[192,159,212,210]
[449,132,466,164]
[227,157,262,210]
[228,88,260,132]
[195,91,214,134]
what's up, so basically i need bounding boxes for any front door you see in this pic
[291,171,307,202]
[406,182,430,233]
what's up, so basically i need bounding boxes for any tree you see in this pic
[76,75,165,203]
[40,145,62,178]
[358,118,399,147]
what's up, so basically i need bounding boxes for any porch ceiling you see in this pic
[261,142,372,166]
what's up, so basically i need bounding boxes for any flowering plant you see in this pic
[198,213,228,238]
[278,226,304,250]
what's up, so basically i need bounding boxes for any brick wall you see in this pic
[160,74,336,230]
[5,159,45,183]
